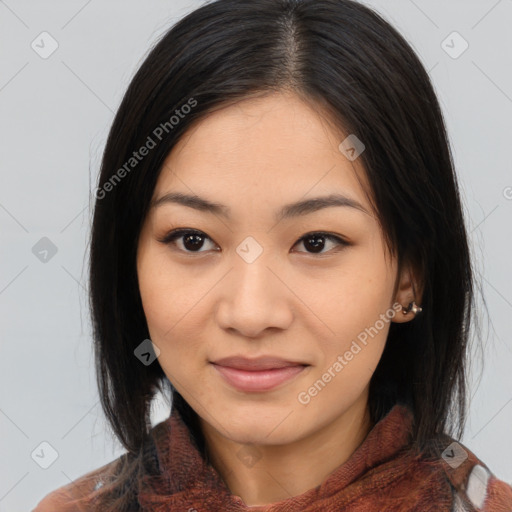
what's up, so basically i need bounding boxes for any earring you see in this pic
[402,301,422,316]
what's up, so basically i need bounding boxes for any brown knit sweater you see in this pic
[33,403,512,511]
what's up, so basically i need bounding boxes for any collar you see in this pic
[137,402,416,511]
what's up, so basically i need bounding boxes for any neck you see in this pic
[199,396,374,507]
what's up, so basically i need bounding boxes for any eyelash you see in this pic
[157,228,350,256]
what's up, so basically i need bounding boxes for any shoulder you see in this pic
[32,456,124,512]
[422,435,512,511]
[33,426,163,512]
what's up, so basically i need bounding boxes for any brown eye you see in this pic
[293,232,350,254]
[159,229,217,253]
[159,229,349,255]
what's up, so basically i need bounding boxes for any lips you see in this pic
[211,355,308,371]
[210,355,310,392]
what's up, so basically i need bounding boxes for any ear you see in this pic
[391,261,424,324]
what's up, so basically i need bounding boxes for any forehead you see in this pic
[153,91,374,218]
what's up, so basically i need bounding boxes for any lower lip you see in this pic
[211,363,307,392]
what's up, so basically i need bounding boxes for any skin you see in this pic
[136,90,422,507]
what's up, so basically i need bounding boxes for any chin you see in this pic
[219,407,305,443]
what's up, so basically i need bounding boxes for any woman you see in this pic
[34,0,512,510]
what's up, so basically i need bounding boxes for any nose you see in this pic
[215,250,293,339]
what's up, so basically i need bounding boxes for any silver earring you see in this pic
[402,301,422,316]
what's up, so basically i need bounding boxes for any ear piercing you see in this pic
[402,301,422,316]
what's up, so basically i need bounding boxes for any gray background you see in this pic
[1,1,511,510]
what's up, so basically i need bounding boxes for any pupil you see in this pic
[184,234,204,251]
[305,235,325,253]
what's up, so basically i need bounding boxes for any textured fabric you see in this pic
[33,403,512,511]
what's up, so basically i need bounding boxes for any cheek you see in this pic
[316,240,395,375]
[138,244,192,331]
[137,252,208,377]
[346,231,395,310]
[137,248,177,349]
[312,290,392,406]
[323,255,395,330]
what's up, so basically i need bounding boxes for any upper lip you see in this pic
[211,356,308,371]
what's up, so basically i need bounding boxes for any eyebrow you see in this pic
[150,191,370,221]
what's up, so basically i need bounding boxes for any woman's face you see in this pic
[137,91,414,446]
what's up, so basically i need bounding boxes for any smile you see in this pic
[210,363,309,392]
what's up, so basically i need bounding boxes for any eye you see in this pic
[293,232,350,254]
[158,229,218,253]
[158,229,350,255]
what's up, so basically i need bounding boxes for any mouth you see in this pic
[210,356,310,392]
